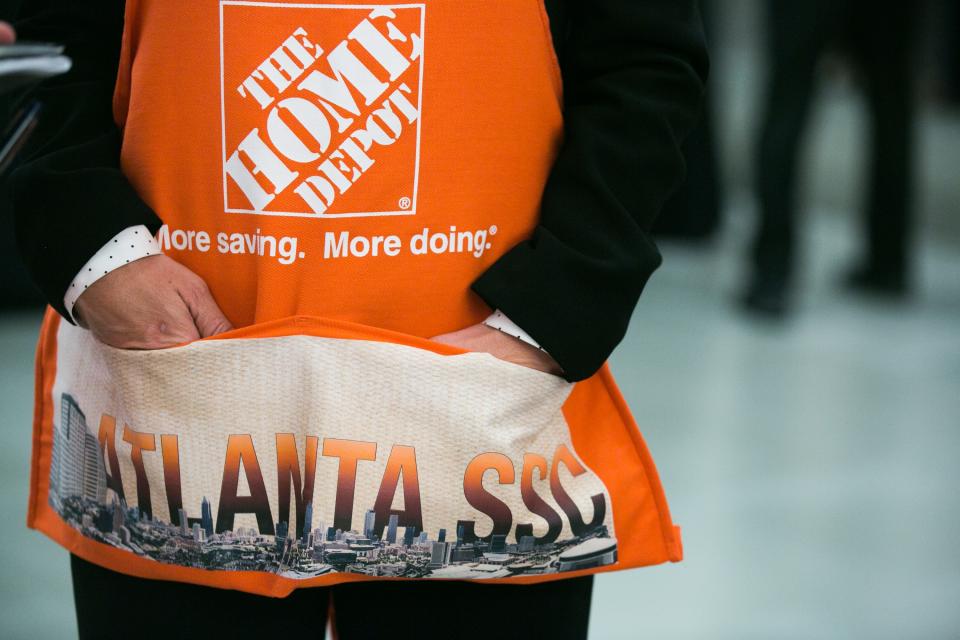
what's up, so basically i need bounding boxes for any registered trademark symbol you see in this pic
[398,196,412,210]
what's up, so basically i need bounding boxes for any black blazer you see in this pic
[9,0,708,381]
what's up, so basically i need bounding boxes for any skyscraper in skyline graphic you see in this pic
[303,502,314,544]
[50,394,106,505]
[364,509,376,540]
[201,497,214,538]
[275,521,288,552]
[387,514,399,544]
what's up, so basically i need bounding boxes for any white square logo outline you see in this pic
[219,1,426,219]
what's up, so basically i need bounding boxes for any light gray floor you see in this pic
[597,204,960,639]
[0,204,958,639]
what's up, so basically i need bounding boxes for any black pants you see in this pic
[752,1,917,286]
[70,554,593,639]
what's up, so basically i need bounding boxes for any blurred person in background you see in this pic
[1,8,47,310]
[1,36,35,316]
[741,2,918,316]
[936,0,960,105]
[654,0,722,242]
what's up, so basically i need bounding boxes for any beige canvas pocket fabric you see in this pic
[29,312,680,596]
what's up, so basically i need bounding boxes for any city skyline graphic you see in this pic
[49,394,618,580]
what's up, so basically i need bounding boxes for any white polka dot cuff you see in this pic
[482,309,547,354]
[64,225,161,323]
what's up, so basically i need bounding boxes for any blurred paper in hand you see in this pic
[0,43,71,93]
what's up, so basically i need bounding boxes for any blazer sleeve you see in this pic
[471,0,709,381]
[9,0,161,322]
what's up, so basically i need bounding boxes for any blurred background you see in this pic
[1,0,958,638]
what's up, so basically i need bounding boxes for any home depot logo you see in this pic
[220,2,424,218]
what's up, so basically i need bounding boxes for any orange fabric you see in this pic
[113,0,563,335]
[28,0,682,595]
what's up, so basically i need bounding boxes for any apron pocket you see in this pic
[43,315,618,582]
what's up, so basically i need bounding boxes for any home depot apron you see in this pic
[27,0,683,596]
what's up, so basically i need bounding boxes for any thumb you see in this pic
[182,281,234,338]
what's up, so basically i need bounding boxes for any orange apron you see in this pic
[27,0,682,596]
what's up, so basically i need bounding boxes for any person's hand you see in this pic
[430,323,564,377]
[0,22,14,44]
[73,254,233,349]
